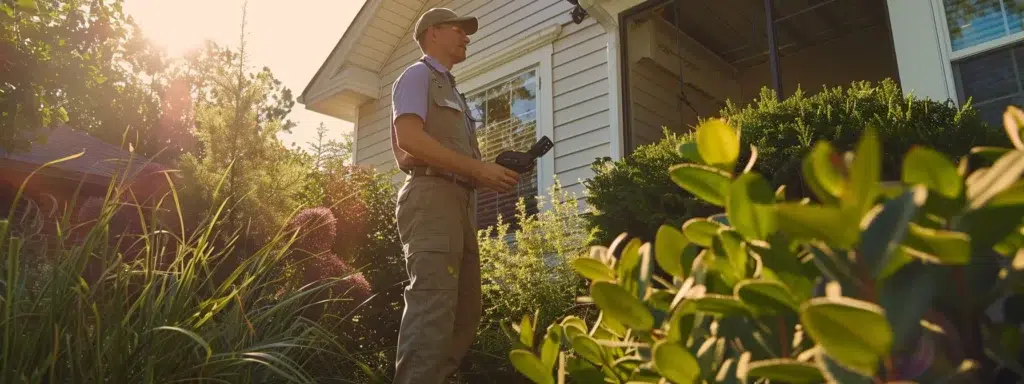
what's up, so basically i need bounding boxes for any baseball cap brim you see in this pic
[447,16,478,35]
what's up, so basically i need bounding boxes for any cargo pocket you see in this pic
[405,234,458,291]
[406,233,451,255]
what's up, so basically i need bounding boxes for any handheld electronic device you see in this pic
[495,136,554,174]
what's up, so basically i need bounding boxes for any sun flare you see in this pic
[125,0,240,58]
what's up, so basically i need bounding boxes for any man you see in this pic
[389,7,521,384]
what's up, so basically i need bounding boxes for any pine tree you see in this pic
[178,1,307,240]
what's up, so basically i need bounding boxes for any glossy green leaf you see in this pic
[562,323,586,343]
[967,150,1024,209]
[859,186,926,278]
[570,258,615,282]
[590,281,654,331]
[616,238,643,296]
[678,140,703,163]
[727,172,777,240]
[653,340,701,384]
[519,314,534,349]
[561,316,587,333]
[696,118,741,168]
[694,294,750,317]
[800,297,893,376]
[903,147,963,198]
[775,203,857,249]
[669,163,732,207]
[802,141,845,203]
[816,350,873,384]
[655,224,689,278]
[746,359,825,383]
[960,184,1024,252]
[569,334,604,366]
[709,213,731,226]
[510,349,554,384]
[710,230,747,285]
[682,218,724,247]
[971,146,1012,164]
[877,246,915,280]
[904,222,971,264]
[735,280,798,315]
[667,300,698,342]
[1003,105,1024,149]
[879,261,941,346]
[540,325,562,370]
[844,128,882,221]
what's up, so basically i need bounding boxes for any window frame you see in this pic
[933,0,1024,111]
[456,40,556,223]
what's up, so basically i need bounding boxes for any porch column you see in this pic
[885,0,956,103]
[580,0,650,160]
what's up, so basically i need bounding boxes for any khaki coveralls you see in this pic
[391,57,483,384]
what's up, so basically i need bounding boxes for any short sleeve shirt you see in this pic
[391,55,453,124]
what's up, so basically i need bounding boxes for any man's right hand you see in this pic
[472,162,520,192]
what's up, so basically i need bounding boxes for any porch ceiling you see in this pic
[648,0,889,69]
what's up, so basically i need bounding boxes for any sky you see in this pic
[121,0,368,152]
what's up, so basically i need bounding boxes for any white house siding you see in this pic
[352,0,614,199]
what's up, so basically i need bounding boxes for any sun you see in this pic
[124,0,239,58]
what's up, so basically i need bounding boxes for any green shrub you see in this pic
[584,129,714,247]
[505,114,1024,383]
[305,165,404,381]
[584,79,1007,247]
[722,79,1004,191]
[0,161,372,383]
[461,180,595,382]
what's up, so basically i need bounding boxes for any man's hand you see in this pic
[471,162,520,192]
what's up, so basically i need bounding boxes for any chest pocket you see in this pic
[429,87,471,140]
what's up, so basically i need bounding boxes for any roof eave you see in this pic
[299,0,386,104]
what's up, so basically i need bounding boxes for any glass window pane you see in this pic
[944,0,1024,51]
[465,70,539,232]
[956,44,1019,100]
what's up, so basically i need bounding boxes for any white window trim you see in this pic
[930,0,1024,105]
[456,32,557,213]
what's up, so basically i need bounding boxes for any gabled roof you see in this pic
[0,125,166,182]
[298,0,428,122]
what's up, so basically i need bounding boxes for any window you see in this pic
[943,0,1024,52]
[952,41,1024,125]
[465,69,540,231]
[943,1,1024,126]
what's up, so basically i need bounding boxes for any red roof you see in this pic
[0,126,167,182]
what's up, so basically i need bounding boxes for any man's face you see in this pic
[429,23,470,63]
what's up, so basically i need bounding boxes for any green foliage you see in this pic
[313,165,404,380]
[463,180,595,381]
[0,0,206,161]
[177,19,307,240]
[584,129,713,246]
[584,79,1007,247]
[294,122,354,209]
[0,155,371,383]
[720,79,1004,191]
[506,111,1024,383]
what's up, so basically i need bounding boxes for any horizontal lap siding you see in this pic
[551,20,610,191]
[354,0,612,196]
[629,60,683,149]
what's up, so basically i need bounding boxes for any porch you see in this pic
[609,0,901,152]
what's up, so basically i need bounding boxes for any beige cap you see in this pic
[414,8,478,43]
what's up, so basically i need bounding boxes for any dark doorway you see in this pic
[619,0,901,153]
